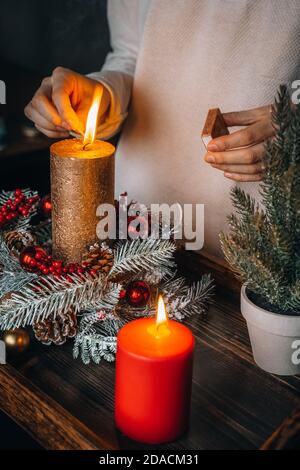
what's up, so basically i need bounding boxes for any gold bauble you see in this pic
[3,329,30,353]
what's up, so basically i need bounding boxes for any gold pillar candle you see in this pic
[50,138,115,264]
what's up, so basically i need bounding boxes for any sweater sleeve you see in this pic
[88,0,148,140]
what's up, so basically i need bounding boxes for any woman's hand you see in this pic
[204,105,275,182]
[24,67,110,138]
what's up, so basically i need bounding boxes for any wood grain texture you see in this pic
[0,252,299,450]
[0,364,118,450]
[261,407,300,450]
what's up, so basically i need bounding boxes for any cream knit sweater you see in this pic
[91,0,300,256]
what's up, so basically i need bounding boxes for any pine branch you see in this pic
[73,333,117,364]
[164,274,214,319]
[220,232,286,308]
[85,282,121,311]
[0,272,107,330]
[0,270,37,298]
[287,281,300,312]
[108,238,176,280]
[74,313,123,364]
[221,86,300,313]
[0,236,23,273]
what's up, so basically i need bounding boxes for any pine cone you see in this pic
[5,230,36,258]
[33,308,77,346]
[82,243,113,274]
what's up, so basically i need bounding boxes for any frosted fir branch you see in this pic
[164,274,214,320]
[0,270,37,298]
[285,281,300,312]
[108,238,176,280]
[73,333,117,364]
[74,314,122,364]
[86,283,121,311]
[0,272,107,330]
[78,284,123,338]
[161,275,189,298]
[0,236,23,273]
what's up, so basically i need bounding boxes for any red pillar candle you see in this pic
[115,296,195,444]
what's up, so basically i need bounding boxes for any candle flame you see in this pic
[156,295,168,327]
[147,295,170,338]
[83,88,103,145]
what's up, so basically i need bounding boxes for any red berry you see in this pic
[29,259,37,268]
[62,267,68,273]
[89,269,97,276]
[42,267,49,275]
[15,189,22,196]
[52,260,62,269]
[35,251,45,260]
[77,266,84,274]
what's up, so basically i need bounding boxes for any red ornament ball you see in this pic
[40,194,52,218]
[126,281,150,307]
[19,246,48,272]
[119,288,127,300]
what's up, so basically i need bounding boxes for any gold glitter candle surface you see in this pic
[50,138,115,264]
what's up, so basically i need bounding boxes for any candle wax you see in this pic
[50,138,115,263]
[115,317,195,444]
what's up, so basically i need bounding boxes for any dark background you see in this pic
[0,0,111,194]
[0,0,111,449]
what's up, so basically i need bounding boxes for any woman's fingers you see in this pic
[205,142,265,181]
[224,172,264,182]
[51,67,84,134]
[25,77,68,131]
[211,161,264,175]
[35,125,69,139]
[222,105,272,127]
[207,118,274,151]
[24,102,66,132]
[205,142,265,165]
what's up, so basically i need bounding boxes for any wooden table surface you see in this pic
[0,252,299,450]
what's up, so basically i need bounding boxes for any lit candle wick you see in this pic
[148,295,170,338]
[83,87,103,149]
[82,142,91,151]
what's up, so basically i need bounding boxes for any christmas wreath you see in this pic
[0,189,214,364]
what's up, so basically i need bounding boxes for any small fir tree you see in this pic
[220,86,300,314]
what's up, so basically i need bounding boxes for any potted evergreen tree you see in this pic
[220,86,300,376]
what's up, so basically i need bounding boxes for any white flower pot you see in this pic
[241,285,300,376]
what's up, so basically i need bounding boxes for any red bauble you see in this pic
[127,214,150,239]
[19,246,48,272]
[119,288,127,300]
[40,194,52,218]
[126,281,150,308]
